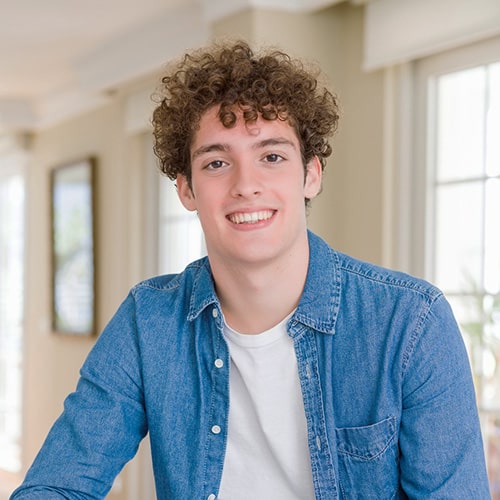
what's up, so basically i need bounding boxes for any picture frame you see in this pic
[50,157,96,335]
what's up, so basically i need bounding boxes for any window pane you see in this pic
[434,182,483,292]
[448,294,500,411]
[0,173,24,472]
[482,413,500,497]
[158,174,205,275]
[448,295,483,337]
[160,177,187,217]
[487,63,500,177]
[482,294,500,410]
[436,67,486,182]
[485,179,500,294]
[447,294,483,365]
[158,217,204,274]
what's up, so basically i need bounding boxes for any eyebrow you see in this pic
[191,143,229,161]
[191,137,297,161]
[256,138,297,150]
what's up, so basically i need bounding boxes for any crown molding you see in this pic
[201,0,345,22]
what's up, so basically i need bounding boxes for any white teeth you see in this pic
[229,210,274,224]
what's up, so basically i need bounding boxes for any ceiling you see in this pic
[0,0,358,133]
[0,0,190,97]
[0,0,204,132]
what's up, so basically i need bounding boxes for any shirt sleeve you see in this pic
[10,293,148,500]
[398,294,491,498]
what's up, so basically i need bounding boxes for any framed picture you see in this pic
[51,158,96,335]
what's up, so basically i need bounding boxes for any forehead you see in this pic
[191,106,299,152]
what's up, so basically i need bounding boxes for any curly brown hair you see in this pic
[152,40,340,190]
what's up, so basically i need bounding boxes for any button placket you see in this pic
[202,305,228,499]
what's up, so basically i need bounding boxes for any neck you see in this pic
[210,242,310,334]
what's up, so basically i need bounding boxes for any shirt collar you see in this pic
[187,231,341,335]
[292,231,340,335]
[187,259,219,321]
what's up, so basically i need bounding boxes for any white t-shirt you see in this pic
[218,314,315,500]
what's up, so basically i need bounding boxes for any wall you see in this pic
[17,89,154,497]
[14,3,385,498]
[213,4,385,263]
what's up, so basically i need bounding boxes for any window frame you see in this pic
[412,35,500,277]
[407,35,500,495]
[0,143,28,492]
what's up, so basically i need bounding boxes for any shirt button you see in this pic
[316,435,322,450]
[214,358,224,369]
[207,495,216,500]
[211,425,221,434]
[212,308,218,318]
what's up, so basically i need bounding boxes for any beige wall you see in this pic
[15,3,385,498]
[19,94,154,497]
[213,4,385,263]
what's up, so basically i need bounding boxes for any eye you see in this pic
[205,159,227,170]
[263,153,284,163]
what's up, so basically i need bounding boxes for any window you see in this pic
[431,62,500,494]
[414,40,500,495]
[0,163,25,474]
[139,131,205,276]
[157,176,205,275]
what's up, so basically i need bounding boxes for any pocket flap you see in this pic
[336,416,397,460]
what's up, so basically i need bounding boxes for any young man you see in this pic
[12,40,490,499]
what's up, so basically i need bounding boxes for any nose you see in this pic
[229,163,262,198]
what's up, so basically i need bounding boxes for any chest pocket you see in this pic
[336,416,399,499]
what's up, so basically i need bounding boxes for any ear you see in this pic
[303,156,322,199]
[176,174,197,211]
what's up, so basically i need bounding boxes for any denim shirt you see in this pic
[12,232,490,499]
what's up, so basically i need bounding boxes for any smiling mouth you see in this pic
[228,210,275,224]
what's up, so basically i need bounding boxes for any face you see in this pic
[176,106,322,270]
